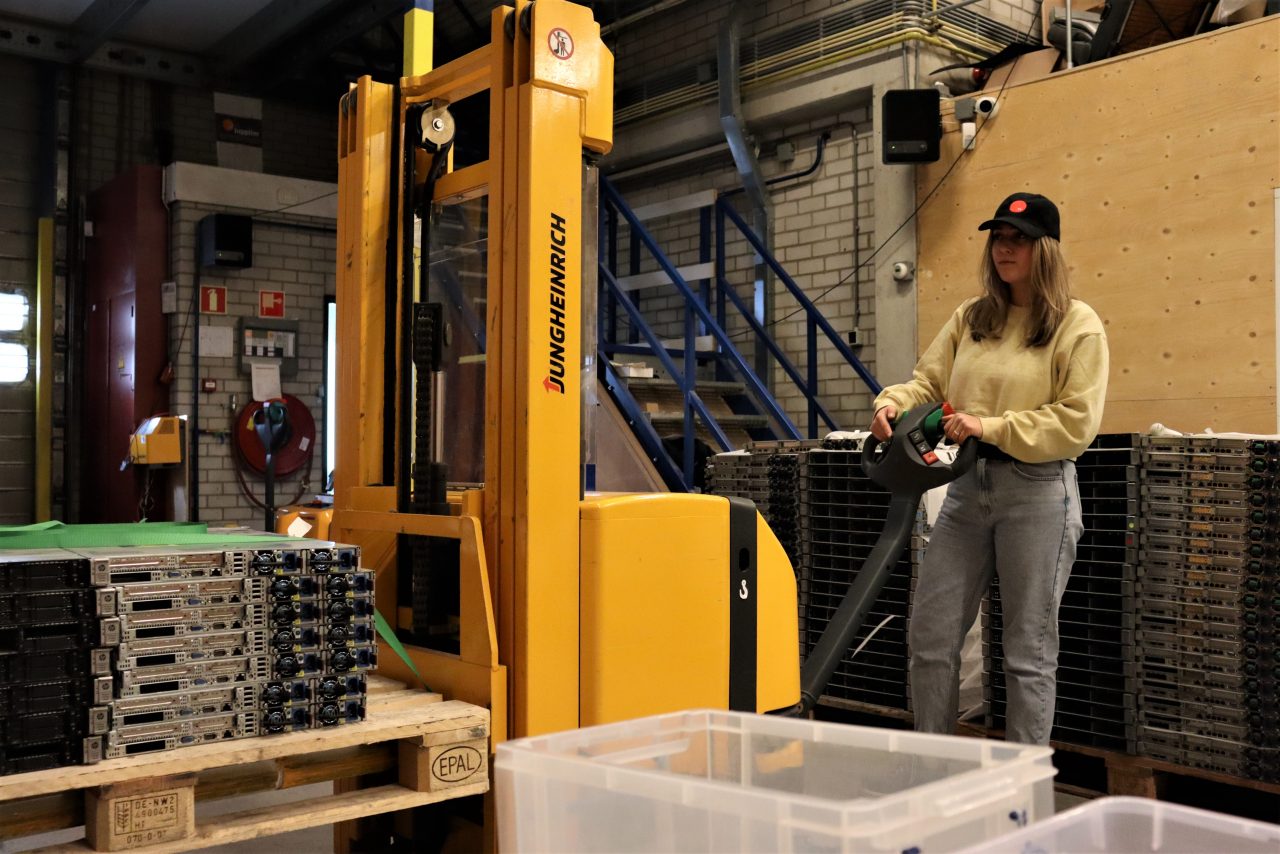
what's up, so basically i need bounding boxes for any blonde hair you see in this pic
[963,235,1071,347]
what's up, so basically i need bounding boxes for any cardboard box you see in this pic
[981,47,1062,93]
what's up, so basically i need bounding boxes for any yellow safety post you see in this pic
[402,0,434,77]
[35,217,54,521]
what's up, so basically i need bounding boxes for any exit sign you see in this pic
[258,290,285,318]
[200,286,227,314]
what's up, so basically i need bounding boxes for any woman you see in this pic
[869,192,1108,745]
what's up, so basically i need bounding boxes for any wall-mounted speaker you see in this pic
[199,213,253,268]
[881,89,942,164]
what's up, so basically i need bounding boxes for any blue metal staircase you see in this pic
[598,176,882,492]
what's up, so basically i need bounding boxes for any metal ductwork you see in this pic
[718,9,773,385]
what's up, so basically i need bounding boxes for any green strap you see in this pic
[375,609,432,692]
[2,520,64,532]
[0,522,299,551]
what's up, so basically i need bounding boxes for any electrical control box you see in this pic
[237,317,300,378]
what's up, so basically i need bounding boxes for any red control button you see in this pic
[923,451,938,464]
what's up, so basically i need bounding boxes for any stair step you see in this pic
[624,377,747,395]
[614,262,715,292]
[648,412,768,429]
[658,333,716,352]
[630,190,717,222]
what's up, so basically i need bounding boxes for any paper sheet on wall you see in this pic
[251,362,282,401]
[199,324,234,358]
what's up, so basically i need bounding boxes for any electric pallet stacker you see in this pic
[331,0,973,844]
[334,0,798,748]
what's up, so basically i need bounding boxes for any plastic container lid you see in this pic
[957,796,1280,853]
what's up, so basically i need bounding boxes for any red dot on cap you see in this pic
[1009,200,1028,213]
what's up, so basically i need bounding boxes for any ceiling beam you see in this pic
[0,14,209,87]
[72,0,152,62]
[259,0,412,89]
[212,0,353,75]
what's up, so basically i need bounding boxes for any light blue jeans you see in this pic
[909,458,1083,744]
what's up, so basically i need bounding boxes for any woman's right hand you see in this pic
[870,405,897,441]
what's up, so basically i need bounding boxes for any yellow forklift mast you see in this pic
[332,0,799,751]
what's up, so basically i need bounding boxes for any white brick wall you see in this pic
[168,202,333,526]
[983,0,1043,37]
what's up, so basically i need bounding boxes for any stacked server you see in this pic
[0,540,375,775]
[705,451,770,515]
[798,438,921,711]
[0,551,112,774]
[1135,436,1279,782]
[97,543,375,757]
[983,434,1139,751]
[96,548,270,759]
[250,544,376,734]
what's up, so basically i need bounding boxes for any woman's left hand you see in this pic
[941,411,983,444]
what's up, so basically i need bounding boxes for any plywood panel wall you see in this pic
[914,18,1279,434]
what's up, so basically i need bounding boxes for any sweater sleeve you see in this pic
[978,330,1109,462]
[872,305,966,415]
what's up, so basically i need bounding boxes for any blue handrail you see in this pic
[601,178,801,442]
[598,179,884,487]
[713,267,839,433]
[600,264,732,455]
[717,198,882,397]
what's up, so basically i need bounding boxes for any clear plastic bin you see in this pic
[496,709,1055,852]
[959,796,1280,853]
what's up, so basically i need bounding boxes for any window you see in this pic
[325,297,337,490]
[0,291,29,383]
[0,292,27,331]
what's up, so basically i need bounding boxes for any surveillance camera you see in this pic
[891,261,915,282]
[975,95,999,118]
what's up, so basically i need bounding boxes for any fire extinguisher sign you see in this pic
[259,290,285,318]
[200,286,227,314]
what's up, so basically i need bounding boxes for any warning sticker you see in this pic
[115,793,179,834]
[548,27,573,59]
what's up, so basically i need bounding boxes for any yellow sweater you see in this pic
[872,298,1109,463]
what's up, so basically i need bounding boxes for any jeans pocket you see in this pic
[1010,460,1062,481]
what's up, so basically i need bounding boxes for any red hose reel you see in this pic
[233,394,316,477]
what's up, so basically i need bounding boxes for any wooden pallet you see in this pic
[956,721,1280,802]
[0,676,489,853]
[816,698,1280,803]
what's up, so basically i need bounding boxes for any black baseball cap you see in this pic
[978,193,1060,241]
